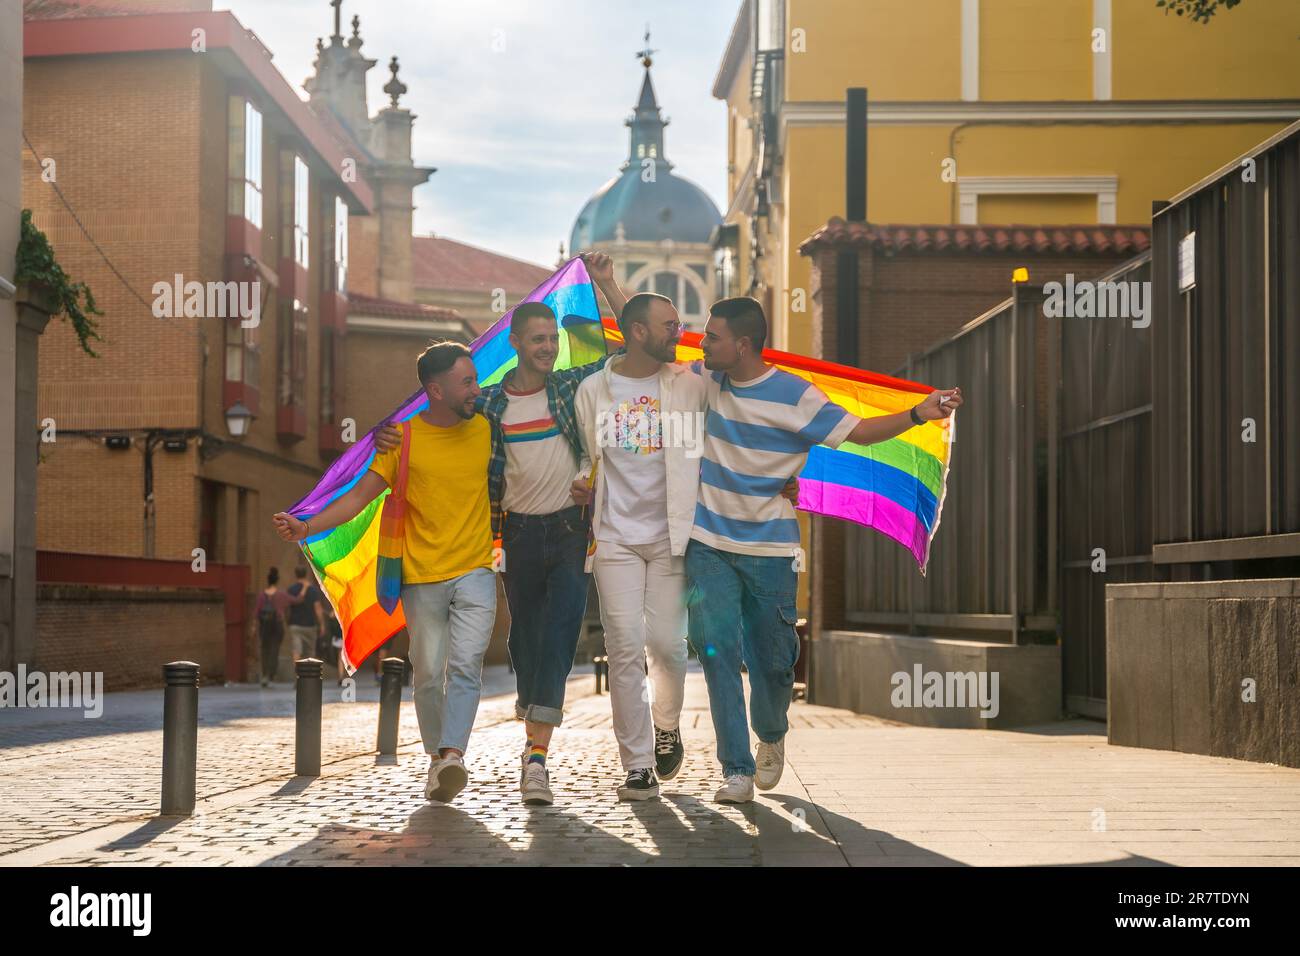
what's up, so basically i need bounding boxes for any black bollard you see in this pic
[593,655,608,695]
[161,661,199,816]
[376,656,404,755]
[295,658,323,777]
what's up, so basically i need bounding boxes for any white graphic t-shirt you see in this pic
[501,385,578,515]
[598,371,669,545]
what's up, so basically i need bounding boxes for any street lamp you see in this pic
[224,401,253,438]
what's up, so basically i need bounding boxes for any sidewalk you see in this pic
[3,667,1299,866]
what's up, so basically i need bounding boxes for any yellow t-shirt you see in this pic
[368,413,493,585]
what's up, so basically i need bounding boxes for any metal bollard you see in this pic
[161,661,199,816]
[593,655,608,695]
[295,658,323,777]
[376,657,404,755]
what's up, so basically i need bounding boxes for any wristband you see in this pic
[909,405,925,427]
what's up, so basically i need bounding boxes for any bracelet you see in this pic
[302,518,311,540]
[909,405,925,427]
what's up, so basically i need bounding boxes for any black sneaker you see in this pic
[617,768,660,802]
[654,726,684,781]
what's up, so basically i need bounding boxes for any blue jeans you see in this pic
[401,568,497,755]
[686,539,800,777]
[502,505,591,725]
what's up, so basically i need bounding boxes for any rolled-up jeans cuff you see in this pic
[522,703,564,726]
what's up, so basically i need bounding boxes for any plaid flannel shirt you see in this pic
[476,351,617,541]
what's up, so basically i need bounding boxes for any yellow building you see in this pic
[713,0,1300,355]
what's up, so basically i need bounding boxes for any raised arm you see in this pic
[272,470,390,543]
[845,387,963,447]
[582,251,627,320]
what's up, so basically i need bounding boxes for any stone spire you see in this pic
[625,29,670,170]
[304,0,376,141]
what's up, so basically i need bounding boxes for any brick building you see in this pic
[19,2,497,684]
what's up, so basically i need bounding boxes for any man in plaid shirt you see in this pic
[375,252,626,806]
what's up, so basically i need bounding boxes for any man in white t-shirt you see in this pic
[573,292,707,801]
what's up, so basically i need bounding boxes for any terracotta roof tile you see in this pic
[412,236,553,294]
[799,218,1151,257]
[348,293,463,323]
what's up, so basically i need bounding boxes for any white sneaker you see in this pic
[521,761,554,806]
[755,736,786,791]
[425,753,468,803]
[714,774,755,804]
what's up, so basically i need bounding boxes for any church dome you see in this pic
[570,66,721,252]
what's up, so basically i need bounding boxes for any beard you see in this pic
[650,338,679,364]
[454,401,476,421]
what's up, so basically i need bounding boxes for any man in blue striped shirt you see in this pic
[691,296,961,804]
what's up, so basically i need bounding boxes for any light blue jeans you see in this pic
[401,567,497,755]
[686,540,800,778]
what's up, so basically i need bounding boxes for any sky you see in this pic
[215,0,739,267]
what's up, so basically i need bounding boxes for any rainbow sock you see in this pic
[527,745,547,766]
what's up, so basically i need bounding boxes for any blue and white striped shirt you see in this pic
[691,366,859,557]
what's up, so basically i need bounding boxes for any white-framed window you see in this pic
[227,97,262,228]
[333,195,348,293]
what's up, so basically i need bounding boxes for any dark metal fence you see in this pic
[843,120,1300,715]
[1151,121,1300,561]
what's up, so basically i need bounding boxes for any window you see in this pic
[625,261,646,282]
[227,98,262,228]
[281,153,309,267]
[332,195,348,293]
[320,326,335,424]
[277,299,307,407]
[654,271,677,299]
[225,318,259,387]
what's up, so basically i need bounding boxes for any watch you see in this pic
[909,405,925,427]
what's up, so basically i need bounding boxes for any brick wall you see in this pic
[35,583,226,689]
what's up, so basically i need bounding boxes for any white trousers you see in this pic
[592,537,689,771]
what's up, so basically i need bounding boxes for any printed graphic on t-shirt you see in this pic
[503,413,561,444]
[609,394,663,455]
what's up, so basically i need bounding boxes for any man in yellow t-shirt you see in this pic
[273,342,495,804]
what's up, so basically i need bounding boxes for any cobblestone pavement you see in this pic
[4,666,1300,866]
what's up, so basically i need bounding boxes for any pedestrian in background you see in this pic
[253,567,291,686]
[285,565,325,662]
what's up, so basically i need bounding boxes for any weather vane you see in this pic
[635,25,657,68]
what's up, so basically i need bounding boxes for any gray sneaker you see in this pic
[425,753,468,803]
[714,773,755,804]
[521,761,554,805]
[755,736,786,791]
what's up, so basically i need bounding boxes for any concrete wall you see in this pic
[1106,579,1300,768]
[812,630,1062,729]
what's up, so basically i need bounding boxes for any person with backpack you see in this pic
[252,567,292,686]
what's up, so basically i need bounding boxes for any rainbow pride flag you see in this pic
[288,257,952,672]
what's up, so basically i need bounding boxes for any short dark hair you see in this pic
[294,565,308,579]
[417,340,472,385]
[510,301,556,337]
[620,292,671,337]
[709,296,767,353]
[266,566,280,586]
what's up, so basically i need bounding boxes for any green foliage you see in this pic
[1155,0,1243,24]
[14,208,103,356]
